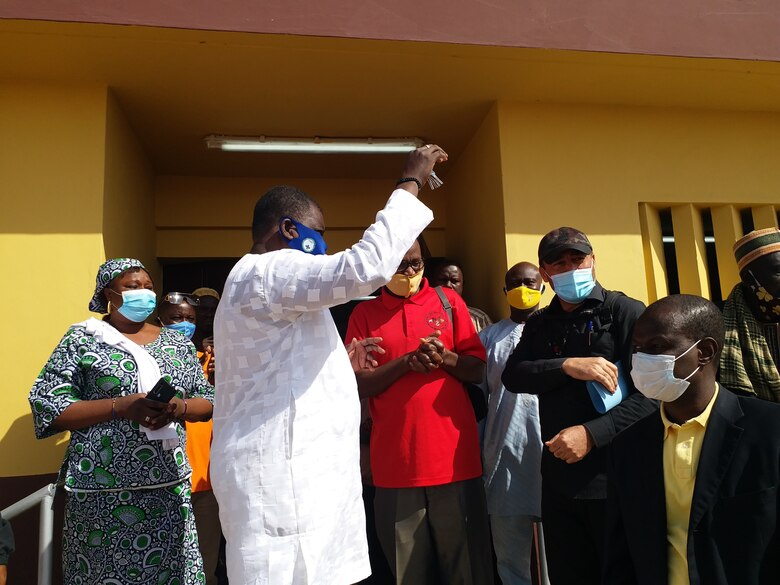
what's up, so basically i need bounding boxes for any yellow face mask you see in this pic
[506,285,542,310]
[387,270,424,298]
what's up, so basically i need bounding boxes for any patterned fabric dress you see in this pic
[29,325,214,585]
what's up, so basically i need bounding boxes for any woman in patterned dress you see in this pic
[29,258,214,585]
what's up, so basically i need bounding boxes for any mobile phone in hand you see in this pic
[147,378,177,403]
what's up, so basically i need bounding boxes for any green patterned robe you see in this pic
[30,325,214,585]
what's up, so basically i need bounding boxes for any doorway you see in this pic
[160,258,240,296]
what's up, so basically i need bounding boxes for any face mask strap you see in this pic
[674,339,701,361]
[682,365,701,382]
[673,339,702,382]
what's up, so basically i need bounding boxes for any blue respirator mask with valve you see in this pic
[281,217,328,255]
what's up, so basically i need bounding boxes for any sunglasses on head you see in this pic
[163,292,200,306]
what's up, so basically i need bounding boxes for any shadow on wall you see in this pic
[0,413,68,479]
[0,414,67,585]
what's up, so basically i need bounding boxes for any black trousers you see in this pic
[541,489,606,585]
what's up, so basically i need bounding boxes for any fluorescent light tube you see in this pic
[204,135,425,154]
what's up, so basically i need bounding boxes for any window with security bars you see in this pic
[639,203,778,309]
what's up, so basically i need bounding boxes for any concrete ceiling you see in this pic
[2,20,780,179]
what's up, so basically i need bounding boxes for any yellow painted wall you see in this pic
[156,176,448,258]
[0,83,108,477]
[444,104,511,320]
[1,84,159,478]
[499,102,780,306]
[8,86,780,482]
[103,90,159,284]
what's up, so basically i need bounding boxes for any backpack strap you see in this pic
[434,286,454,327]
[433,285,488,421]
[598,290,625,330]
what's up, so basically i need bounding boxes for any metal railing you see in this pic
[1,483,56,585]
[0,483,548,585]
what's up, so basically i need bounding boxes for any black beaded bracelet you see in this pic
[396,177,422,189]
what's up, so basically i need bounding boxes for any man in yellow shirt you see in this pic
[604,294,780,585]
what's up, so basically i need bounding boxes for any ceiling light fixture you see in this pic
[204,135,425,154]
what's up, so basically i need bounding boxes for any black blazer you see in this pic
[605,387,780,585]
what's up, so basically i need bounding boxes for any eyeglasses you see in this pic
[397,259,424,273]
[163,292,200,306]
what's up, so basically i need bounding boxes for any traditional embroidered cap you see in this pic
[89,258,147,313]
[192,287,220,300]
[734,228,780,272]
[538,227,593,264]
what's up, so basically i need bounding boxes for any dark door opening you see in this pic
[160,258,240,296]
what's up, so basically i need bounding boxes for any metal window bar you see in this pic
[1,483,56,585]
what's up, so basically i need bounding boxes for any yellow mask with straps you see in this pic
[506,285,542,310]
[387,270,424,298]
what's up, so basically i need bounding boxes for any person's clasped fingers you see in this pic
[415,351,437,371]
[426,338,446,353]
[418,341,440,355]
[362,344,384,355]
[420,346,442,363]
[362,336,385,350]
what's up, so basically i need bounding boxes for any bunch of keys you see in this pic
[427,170,444,190]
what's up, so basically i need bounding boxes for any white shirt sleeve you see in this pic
[259,189,433,317]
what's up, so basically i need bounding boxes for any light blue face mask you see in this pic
[165,320,196,339]
[115,289,157,322]
[548,266,596,304]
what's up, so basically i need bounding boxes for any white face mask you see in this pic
[630,340,702,402]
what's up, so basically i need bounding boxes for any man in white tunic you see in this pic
[211,146,447,585]
[480,262,544,585]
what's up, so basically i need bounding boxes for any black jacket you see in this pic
[502,283,656,498]
[604,387,780,585]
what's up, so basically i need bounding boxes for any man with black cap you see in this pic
[502,227,656,585]
[721,227,780,402]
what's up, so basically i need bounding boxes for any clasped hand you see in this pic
[347,337,386,372]
[407,330,447,373]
